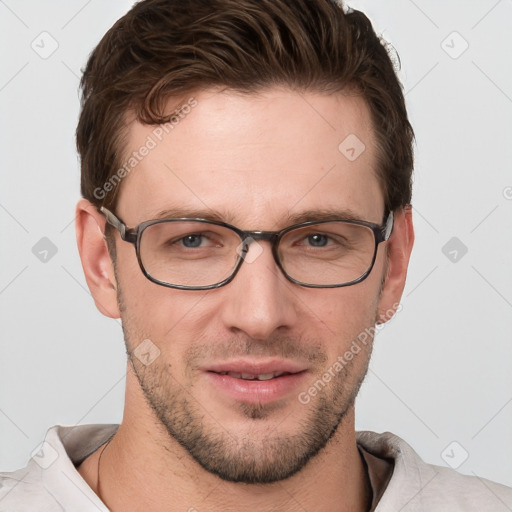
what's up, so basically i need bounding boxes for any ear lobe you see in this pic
[376,206,414,324]
[75,199,121,319]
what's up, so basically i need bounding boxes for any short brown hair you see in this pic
[76,0,413,213]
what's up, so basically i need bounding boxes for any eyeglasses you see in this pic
[100,207,394,290]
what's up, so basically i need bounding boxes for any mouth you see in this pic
[202,360,308,404]
[211,371,294,381]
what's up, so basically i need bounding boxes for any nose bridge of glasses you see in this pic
[239,231,280,257]
[242,231,279,244]
[237,231,281,267]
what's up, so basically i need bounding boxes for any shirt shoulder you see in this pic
[357,430,512,512]
[0,464,64,511]
[0,424,117,512]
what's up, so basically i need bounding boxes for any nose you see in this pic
[218,240,298,340]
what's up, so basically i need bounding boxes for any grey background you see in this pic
[1,0,511,488]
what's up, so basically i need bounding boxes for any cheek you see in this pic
[302,281,380,338]
[318,294,378,377]
[114,248,196,337]
[119,279,217,358]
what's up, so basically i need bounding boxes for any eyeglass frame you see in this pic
[100,206,394,290]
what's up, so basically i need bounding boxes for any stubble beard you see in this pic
[117,285,376,484]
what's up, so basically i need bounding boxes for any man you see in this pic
[1,0,511,510]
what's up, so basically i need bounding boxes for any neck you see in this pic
[79,374,371,512]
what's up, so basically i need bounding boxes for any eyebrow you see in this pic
[150,207,368,227]
[153,208,230,223]
[284,208,364,224]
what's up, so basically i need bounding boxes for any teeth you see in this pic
[221,371,287,380]
[256,373,275,381]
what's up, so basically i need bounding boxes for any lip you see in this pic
[202,358,309,405]
[203,358,307,376]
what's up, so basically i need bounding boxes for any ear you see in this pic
[75,199,121,319]
[376,206,414,324]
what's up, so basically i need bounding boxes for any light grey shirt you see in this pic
[1,424,511,511]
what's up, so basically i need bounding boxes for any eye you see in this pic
[181,234,205,248]
[284,227,351,252]
[306,234,329,247]
[161,232,221,251]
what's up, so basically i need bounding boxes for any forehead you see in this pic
[116,87,384,228]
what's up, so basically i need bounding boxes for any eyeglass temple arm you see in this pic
[383,211,394,241]
[100,206,128,240]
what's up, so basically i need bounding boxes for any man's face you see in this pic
[112,88,387,483]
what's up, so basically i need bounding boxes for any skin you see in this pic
[75,87,414,512]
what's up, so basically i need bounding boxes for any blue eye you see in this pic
[307,234,329,247]
[181,234,203,248]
